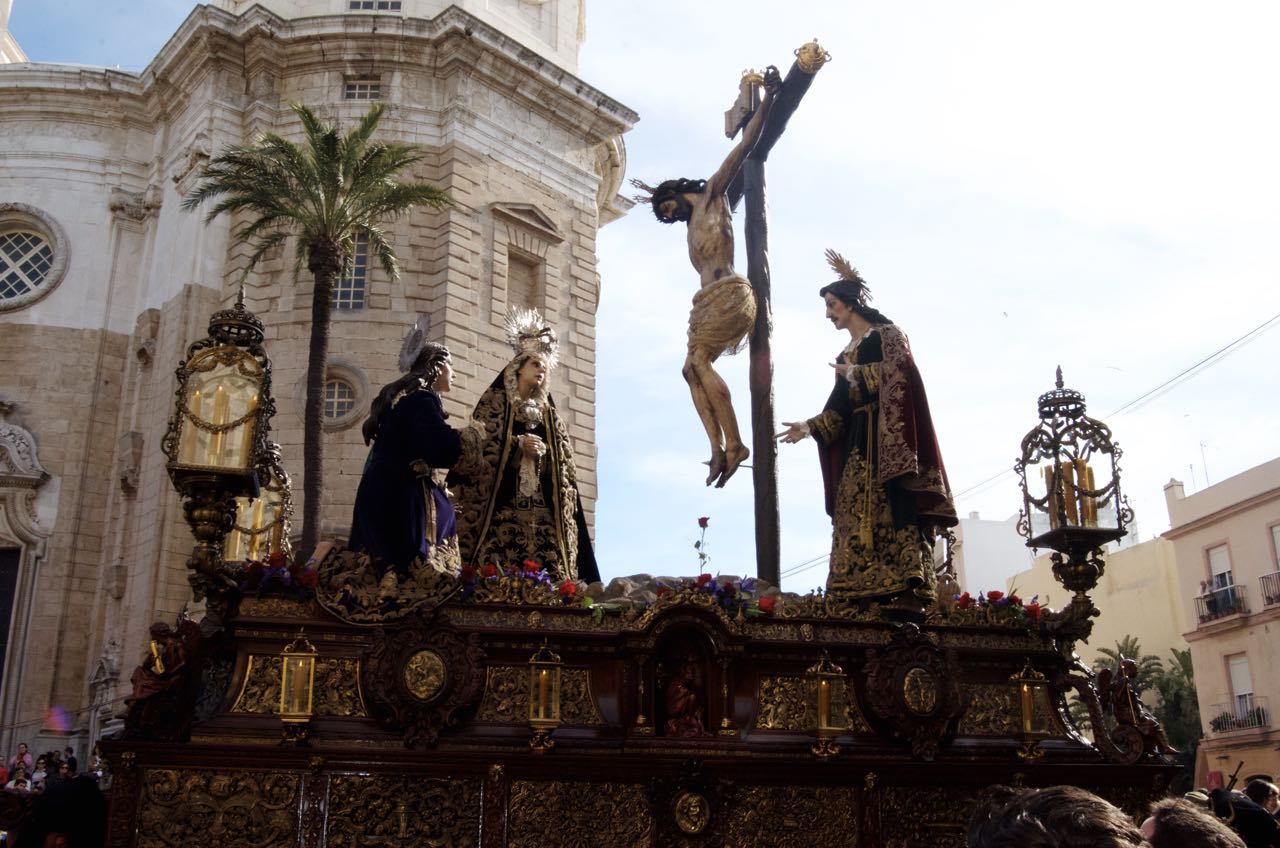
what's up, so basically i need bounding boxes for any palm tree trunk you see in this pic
[300,259,338,557]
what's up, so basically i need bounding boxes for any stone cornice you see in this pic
[1163,486,1280,540]
[138,4,636,142]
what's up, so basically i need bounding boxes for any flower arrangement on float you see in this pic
[236,550,320,598]
[933,588,1044,631]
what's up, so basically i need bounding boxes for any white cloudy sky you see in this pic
[12,2,1280,591]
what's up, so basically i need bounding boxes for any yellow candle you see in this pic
[207,384,229,466]
[1075,459,1097,526]
[179,388,202,464]
[537,668,549,719]
[1044,466,1061,529]
[291,657,309,711]
[1020,682,1034,734]
[247,497,266,560]
[1060,461,1079,525]
[818,678,831,728]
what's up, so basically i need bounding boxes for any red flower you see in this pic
[267,551,287,569]
[758,596,776,614]
[1007,594,1022,607]
[698,516,710,529]
[522,559,541,574]
[1025,602,1041,619]
[459,564,476,584]
[297,568,319,588]
[721,581,737,597]
[956,592,974,609]
[480,563,499,579]
[657,586,672,598]
[558,580,577,598]
[696,573,713,587]
[987,590,1005,603]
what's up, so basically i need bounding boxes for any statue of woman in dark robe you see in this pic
[449,308,599,583]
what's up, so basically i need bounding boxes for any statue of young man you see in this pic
[635,65,782,488]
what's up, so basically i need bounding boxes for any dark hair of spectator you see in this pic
[1243,779,1279,807]
[1146,798,1246,848]
[966,784,1146,848]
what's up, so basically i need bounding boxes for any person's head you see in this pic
[11,766,26,780]
[818,251,892,328]
[34,757,45,770]
[17,743,26,755]
[411,342,452,393]
[647,178,705,223]
[57,762,70,778]
[515,354,548,399]
[362,342,455,445]
[1141,797,1245,847]
[1243,779,1280,813]
[13,777,26,790]
[967,785,1146,848]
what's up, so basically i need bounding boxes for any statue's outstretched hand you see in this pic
[763,65,782,96]
[776,421,808,444]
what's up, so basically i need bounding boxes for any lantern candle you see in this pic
[1076,459,1097,526]
[207,384,229,466]
[537,668,550,719]
[817,678,831,728]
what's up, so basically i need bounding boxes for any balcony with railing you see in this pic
[1259,570,1280,608]
[1196,584,1249,624]
[1208,695,1270,734]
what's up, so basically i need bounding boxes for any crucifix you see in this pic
[632,40,827,586]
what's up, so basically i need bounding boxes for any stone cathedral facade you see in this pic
[0,0,634,758]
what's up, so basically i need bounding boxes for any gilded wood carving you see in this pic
[136,769,299,848]
[509,780,652,848]
[726,786,861,847]
[325,774,481,848]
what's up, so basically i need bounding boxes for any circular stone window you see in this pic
[0,204,70,313]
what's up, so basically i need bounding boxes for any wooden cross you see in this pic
[726,41,829,587]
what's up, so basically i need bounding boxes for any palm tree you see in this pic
[183,102,450,555]
[1092,635,1164,695]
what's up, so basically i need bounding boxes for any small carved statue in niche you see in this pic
[664,661,711,738]
[123,619,204,740]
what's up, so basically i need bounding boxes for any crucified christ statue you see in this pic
[634,65,782,488]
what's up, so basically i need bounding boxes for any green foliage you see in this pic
[183,102,450,283]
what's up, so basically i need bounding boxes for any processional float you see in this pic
[95,41,1177,848]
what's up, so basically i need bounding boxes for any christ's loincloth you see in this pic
[687,274,757,358]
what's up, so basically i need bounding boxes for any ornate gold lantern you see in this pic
[807,650,843,758]
[224,442,293,564]
[528,640,563,752]
[279,630,317,744]
[1015,368,1130,637]
[1011,660,1052,760]
[161,293,276,600]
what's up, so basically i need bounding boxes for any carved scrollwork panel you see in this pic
[136,769,299,848]
[325,774,481,848]
[231,655,281,714]
[881,786,976,848]
[756,676,810,730]
[561,668,604,726]
[477,665,525,722]
[727,785,861,847]
[231,656,367,718]
[510,781,652,848]
[958,684,1021,736]
[756,676,870,733]
[476,666,603,726]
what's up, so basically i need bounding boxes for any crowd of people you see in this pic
[0,742,107,847]
[968,780,1280,848]
[0,743,82,795]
